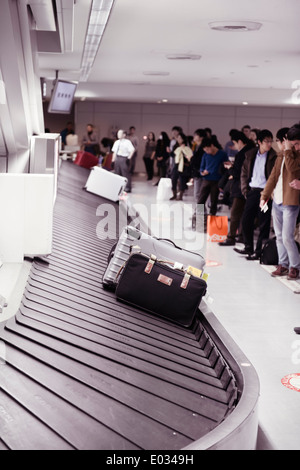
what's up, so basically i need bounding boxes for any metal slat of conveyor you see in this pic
[0,161,244,450]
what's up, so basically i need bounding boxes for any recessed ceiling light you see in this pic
[166,54,201,61]
[209,21,262,32]
[242,101,248,105]
[143,71,170,76]
[162,99,168,102]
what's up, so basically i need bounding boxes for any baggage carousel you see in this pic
[0,162,259,450]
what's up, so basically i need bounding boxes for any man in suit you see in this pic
[234,129,277,260]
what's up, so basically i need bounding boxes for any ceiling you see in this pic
[37,0,300,107]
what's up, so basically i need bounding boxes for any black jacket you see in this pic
[229,141,255,199]
[241,146,277,198]
[190,145,204,178]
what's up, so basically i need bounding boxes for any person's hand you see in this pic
[283,138,292,150]
[260,199,266,209]
[289,179,300,190]
[201,169,209,176]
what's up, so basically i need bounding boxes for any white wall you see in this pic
[75,100,300,172]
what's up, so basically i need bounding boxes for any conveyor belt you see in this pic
[0,162,254,450]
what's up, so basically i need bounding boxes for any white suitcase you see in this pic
[85,166,127,202]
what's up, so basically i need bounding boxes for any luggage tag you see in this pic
[187,265,202,278]
[144,254,157,274]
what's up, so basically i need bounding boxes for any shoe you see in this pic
[271,265,289,277]
[246,253,260,260]
[218,239,235,246]
[294,327,300,334]
[287,267,300,280]
[177,191,184,201]
[170,190,177,201]
[233,247,252,255]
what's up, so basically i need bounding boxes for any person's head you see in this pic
[242,125,251,138]
[286,123,300,151]
[129,126,136,134]
[87,123,94,133]
[202,137,218,154]
[250,128,260,142]
[193,128,206,145]
[147,131,155,141]
[204,127,212,137]
[231,130,250,150]
[257,129,273,153]
[117,129,125,139]
[171,126,182,138]
[159,131,170,144]
[229,128,238,139]
[276,127,290,151]
[176,132,188,146]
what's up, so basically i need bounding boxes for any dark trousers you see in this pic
[171,166,188,192]
[242,188,272,254]
[228,197,246,240]
[143,157,154,179]
[197,180,219,215]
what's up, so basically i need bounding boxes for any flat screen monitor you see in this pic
[47,79,77,114]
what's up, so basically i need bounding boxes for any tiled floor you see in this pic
[128,173,300,451]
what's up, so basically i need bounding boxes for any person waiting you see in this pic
[111,129,135,193]
[196,137,228,215]
[170,132,193,201]
[234,129,277,260]
[219,130,255,246]
[81,124,99,155]
[143,131,156,180]
[260,124,300,280]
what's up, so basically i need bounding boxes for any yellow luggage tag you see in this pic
[187,266,202,278]
[202,272,209,282]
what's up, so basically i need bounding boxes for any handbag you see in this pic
[115,252,207,328]
[260,237,278,265]
[207,215,228,242]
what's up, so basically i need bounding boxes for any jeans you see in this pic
[272,201,300,269]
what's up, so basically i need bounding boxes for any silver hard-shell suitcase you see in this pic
[102,225,206,291]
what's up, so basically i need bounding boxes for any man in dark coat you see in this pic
[234,129,277,259]
[219,131,255,246]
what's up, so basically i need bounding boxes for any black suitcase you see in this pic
[115,252,207,328]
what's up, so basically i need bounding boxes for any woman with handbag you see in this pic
[170,133,193,200]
